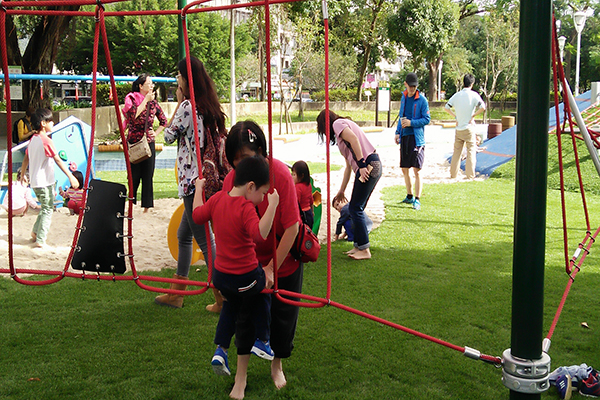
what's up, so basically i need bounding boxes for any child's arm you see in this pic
[192,178,205,211]
[259,189,279,239]
[19,154,29,185]
[53,155,79,189]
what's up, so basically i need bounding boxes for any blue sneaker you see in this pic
[555,374,573,400]
[580,369,600,397]
[251,339,275,360]
[211,346,230,376]
[401,195,414,204]
[413,199,421,211]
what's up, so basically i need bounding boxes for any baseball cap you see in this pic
[405,72,418,87]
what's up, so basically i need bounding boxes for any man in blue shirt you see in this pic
[394,72,431,211]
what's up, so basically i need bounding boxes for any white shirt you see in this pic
[445,88,486,130]
[28,133,57,189]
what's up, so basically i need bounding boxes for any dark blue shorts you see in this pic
[400,135,425,169]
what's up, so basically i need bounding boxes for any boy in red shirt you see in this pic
[193,155,279,376]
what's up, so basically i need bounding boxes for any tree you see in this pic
[387,0,459,101]
[443,46,473,95]
[6,4,81,109]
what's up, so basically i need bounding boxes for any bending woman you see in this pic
[316,110,382,260]
[123,74,167,212]
[223,121,301,400]
[154,56,224,310]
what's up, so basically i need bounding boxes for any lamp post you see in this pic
[558,36,567,62]
[437,60,443,101]
[573,10,587,96]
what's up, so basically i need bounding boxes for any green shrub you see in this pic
[96,83,132,106]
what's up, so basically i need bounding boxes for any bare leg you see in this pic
[230,354,250,399]
[271,357,287,389]
[402,168,412,195]
[349,248,371,260]
[413,168,422,198]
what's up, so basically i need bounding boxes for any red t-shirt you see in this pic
[295,182,312,212]
[192,190,263,275]
[223,158,301,277]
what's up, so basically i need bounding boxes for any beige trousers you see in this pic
[450,127,477,179]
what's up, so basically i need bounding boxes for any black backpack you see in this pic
[12,117,32,145]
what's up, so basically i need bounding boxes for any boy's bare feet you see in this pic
[231,354,250,399]
[205,302,222,313]
[31,232,37,241]
[349,248,371,260]
[271,358,287,389]
[344,248,358,255]
[143,208,149,213]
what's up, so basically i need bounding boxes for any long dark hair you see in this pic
[132,74,149,93]
[225,120,268,167]
[292,160,311,184]
[178,56,227,137]
[316,109,350,146]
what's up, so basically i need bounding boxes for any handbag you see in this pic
[292,221,321,263]
[128,103,152,164]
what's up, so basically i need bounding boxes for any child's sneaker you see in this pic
[211,346,230,376]
[413,198,421,211]
[555,374,573,400]
[401,195,414,204]
[251,339,275,360]
[580,369,600,397]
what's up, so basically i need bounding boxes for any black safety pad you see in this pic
[71,179,127,274]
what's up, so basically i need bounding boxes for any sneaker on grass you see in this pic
[555,374,573,400]
[581,369,600,397]
[211,346,230,376]
[251,339,275,360]
[413,198,421,211]
[401,196,414,204]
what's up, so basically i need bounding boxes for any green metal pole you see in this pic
[509,0,551,398]
[178,0,187,60]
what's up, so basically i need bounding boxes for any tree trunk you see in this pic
[355,43,372,102]
[20,6,80,109]
[427,56,441,101]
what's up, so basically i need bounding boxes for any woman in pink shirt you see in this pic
[317,110,382,260]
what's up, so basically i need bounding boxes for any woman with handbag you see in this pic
[155,56,226,311]
[123,74,168,213]
[222,121,301,399]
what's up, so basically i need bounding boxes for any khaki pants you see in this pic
[450,127,477,179]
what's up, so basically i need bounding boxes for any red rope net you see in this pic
[0,0,501,366]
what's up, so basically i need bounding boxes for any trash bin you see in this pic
[488,123,503,139]
[502,116,515,131]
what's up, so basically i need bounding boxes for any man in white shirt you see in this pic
[444,74,486,179]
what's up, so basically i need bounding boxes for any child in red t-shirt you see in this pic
[59,170,85,215]
[292,160,314,230]
[192,155,279,377]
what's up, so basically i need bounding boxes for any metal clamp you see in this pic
[502,348,551,394]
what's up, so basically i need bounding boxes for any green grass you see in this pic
[2,174,600,399]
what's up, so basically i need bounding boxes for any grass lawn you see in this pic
[2,170,600,398]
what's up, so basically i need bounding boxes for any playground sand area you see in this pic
[1,126,483,275]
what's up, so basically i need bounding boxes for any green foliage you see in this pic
[95,83,133,106]
[387,0,459,64]
[312,89,357,101]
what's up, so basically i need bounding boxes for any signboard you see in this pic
[6,65,22,100]
[377,87,390,112]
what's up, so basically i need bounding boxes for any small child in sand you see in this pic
[59,171,85,215]
[1,169,40,216]
[192,155,279,377]
[332,197,373,242]
[20,108,80,248]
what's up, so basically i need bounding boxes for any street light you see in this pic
[558,36,567,62]
[573,10,587,96]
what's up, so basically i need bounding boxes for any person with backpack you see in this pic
[155,56,227,311]
[12,107,35,145]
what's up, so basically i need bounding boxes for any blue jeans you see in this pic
[350,153,381,250]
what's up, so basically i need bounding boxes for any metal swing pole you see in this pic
[503,0,552,398]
